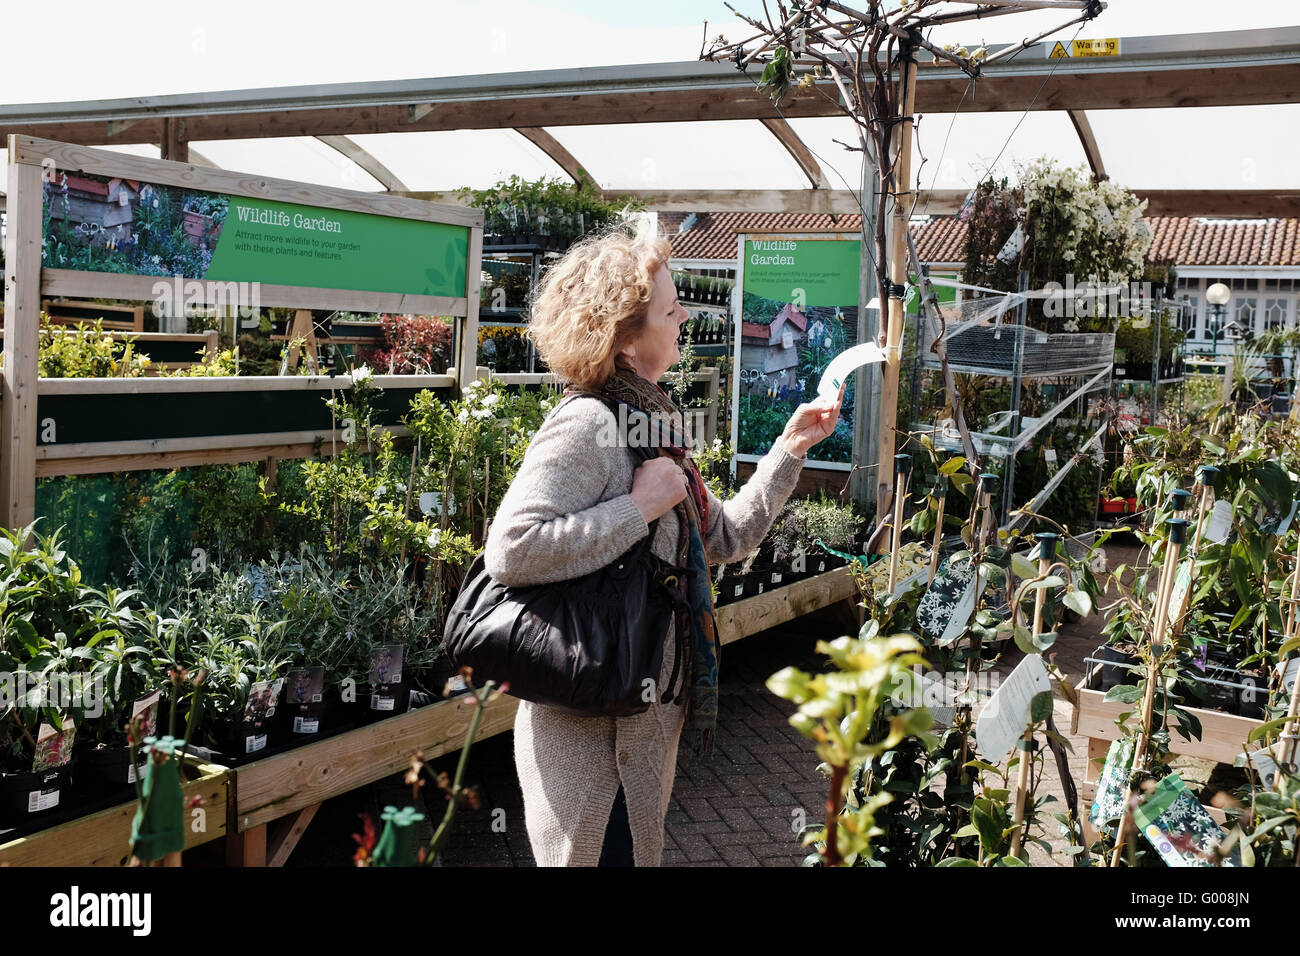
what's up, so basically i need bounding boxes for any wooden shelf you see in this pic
[234,692,520,833]
[0,758,230,867]
[715,565,859,646]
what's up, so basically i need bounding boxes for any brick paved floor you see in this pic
[290,539,1164,867]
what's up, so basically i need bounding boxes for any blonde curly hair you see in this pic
[526,220,671,391]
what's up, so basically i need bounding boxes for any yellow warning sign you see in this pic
[1047,38,1120,58]
[1073,38,1119,57]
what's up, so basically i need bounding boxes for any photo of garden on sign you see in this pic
[734,237,860,466]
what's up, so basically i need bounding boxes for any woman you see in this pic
[484,223,844,867]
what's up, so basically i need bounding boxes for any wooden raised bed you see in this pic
[1072,662,1264,831]
[228,691,519,866]
[716,564,858,645]
[224,565,860,866]
[0,757,230,867]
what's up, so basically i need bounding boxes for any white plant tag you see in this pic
[996,224,1025,263]
[1204,500,1233,545]
[27,788,60,813]
[976,654,1052,764]
[817,343,887,400]
[1044,448,1059,476]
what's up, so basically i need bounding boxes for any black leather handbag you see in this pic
[442,395,691,717]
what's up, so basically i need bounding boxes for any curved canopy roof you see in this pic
[1,2,1298,219]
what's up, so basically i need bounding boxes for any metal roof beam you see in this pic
[316,135,408,191]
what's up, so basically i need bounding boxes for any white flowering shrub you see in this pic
[963,159,1153,333]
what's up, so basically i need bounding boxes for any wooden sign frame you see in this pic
[2,134,483,526]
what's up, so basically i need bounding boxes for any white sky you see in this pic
[2,1,1298,196]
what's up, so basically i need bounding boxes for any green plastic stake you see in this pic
[372,804,426,867]
[130,736,186,863]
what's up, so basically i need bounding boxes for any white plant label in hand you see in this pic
[976,654,1052,764]
[817,343,888,400]
[1204,500,1233,545]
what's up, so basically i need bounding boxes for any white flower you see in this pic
[472,407,492,419]
[352,364,373,384]
[375,484,387,498]
[426,528,442,549]
[457,409,470,423]
[483,393,499,408]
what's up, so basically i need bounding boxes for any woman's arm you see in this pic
[484,398,648,587]
[702,439,805,566]
[702,389,843,565]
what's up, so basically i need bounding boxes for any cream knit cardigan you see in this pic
[484,394,805,866]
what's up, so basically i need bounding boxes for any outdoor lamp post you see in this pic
[1206,282,1231,358]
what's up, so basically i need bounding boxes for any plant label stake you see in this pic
[888,454,912,594]
[1110,516,1187,866]
[976,653,1051,768]
[1009,532,1059,857]
[928,475,948,585]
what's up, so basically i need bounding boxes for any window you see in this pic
[1179,295,1200,339]
[1234,296,1258,333]
[1264,297,1289,332]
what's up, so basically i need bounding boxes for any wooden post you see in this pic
[1110,517,1187,866]
[458,219,484,395]
[0,143,42,530]
[1171,475,1215,642]
[874,43,918,522]
[204,328,220,361]
[282,310,319,373]
[887,453,911,594]
[1010,531,1059,858]
[160,118,190,164]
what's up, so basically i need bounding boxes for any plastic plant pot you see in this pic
[0,761,76,826]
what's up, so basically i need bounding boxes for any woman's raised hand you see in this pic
[778,381,846,458]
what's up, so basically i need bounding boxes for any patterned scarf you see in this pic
[568,366,720,757]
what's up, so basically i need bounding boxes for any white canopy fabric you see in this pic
[1,2,1298,202]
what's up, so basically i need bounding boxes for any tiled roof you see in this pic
[665,211,1300,268]
[1145,216,1300,266]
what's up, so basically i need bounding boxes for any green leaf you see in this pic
[1104,684,1141,704]
[1031,690,1055,723]
[1011,554,1038,580]
[972,803,1002,853]
[936,857,978,867]
[1247,715,1299,745]
[1013,624,1036,655]
[953,823,981,839]
[996,854,1028,866]
[1063,590,1092,617]
[1032,631,1058,653]
[939,457,966,476]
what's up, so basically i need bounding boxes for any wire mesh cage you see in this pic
[918,290,1115,378]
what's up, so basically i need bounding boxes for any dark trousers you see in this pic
[597,785,635,867]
